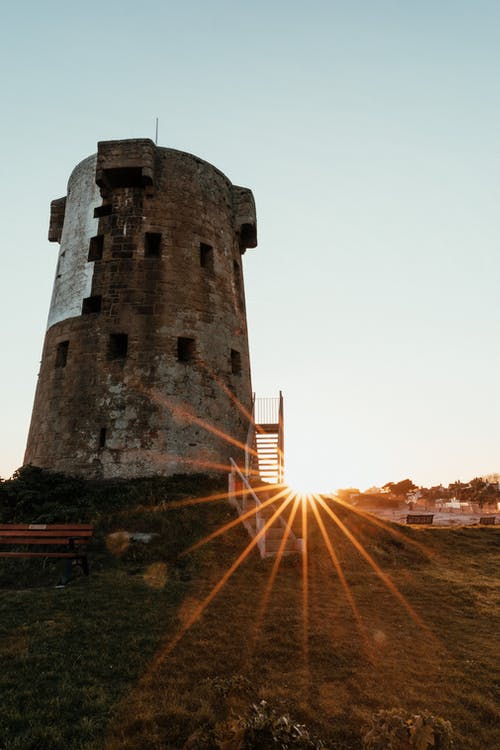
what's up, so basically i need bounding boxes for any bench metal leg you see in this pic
[58,558,74,586]
[57,555,89,586]
[80,555,89,576]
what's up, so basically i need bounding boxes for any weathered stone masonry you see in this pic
[25,139,257,479]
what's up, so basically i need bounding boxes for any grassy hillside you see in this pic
[0,470,499,749]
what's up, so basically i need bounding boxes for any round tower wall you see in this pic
[25,140,255,479]
[47,155,101,328]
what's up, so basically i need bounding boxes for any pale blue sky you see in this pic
[1,1,499,490]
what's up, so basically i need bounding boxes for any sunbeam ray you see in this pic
[308,498,370,651]
[301,495,310,691]
[198,358,257,427]
[314,494,429,630]
[182,486,292,555]
[143,386,260,460]
[246,494,301,660]
[160,482,287,511]
[153,494,296,664]
[329,493,435,559]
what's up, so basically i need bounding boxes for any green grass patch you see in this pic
[1,475,499,749]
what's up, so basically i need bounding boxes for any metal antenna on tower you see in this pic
[155,117,159,145]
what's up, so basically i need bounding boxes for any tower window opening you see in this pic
[82,295,102,314]
[231,349,242,375]
[177,337,195,362]
[99,427,107,448]
[200,242,214,270]
[94,204,112,218]
[144,232,162,257]
[88,235,104,261]
[55,340,69,368]
[109,333,128,360]
[239,222,256,250]
[102,166,144,188]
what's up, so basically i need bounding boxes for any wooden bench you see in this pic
[406,514,434,525]
[0,524,93,584]
[479,516,496,525]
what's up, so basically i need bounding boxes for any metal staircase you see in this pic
[252,393,284,484]
[229,392,301,558]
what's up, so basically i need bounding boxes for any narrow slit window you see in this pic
[55,340,69,368]
[88,235,104,261]
[177,337,195,362]
[109,333,128,360]
[99,427,107,448]
[144,232,162,257]
[94,204,112,218]
[200,242,213,270]
[231,349,242,375]
[82,295,102,314]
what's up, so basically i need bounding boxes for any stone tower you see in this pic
[25,139,256,479]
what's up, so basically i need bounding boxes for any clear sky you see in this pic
[1,0,499,491]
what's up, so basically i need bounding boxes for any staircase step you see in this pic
[264,538,299,555]
[263,527,288,540]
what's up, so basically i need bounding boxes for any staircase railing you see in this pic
[245,393,256,479]
[254,395,280,426]
[247,391,285,484]
[228,457,298,558]
[228,457,267,557]
[278,390,284,483]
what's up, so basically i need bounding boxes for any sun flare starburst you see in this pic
[100,370,437,676]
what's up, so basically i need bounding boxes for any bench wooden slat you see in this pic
[0,552,88,559]
[0,538,88,546]
[406,514,434,524]
[0,524,93,531]
[0,523,93,582]
[0,530,92,539]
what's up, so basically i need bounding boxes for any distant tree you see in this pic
[463,477,499,509]
[382,479,416,498]
[448,480,466,501]
[482,472,500,484]
[420,485,449,506]
[355,492,400,509]
[335,488,360,503]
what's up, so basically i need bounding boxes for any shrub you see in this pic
[0,465,91,523]
[0,466,226,524]
[215,700,327,750]
[362,708,454,750]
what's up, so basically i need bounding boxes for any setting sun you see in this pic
[283,468,333,497]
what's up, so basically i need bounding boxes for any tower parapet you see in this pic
[25,139,256,479]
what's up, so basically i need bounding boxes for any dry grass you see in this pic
[1,491,499,749]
